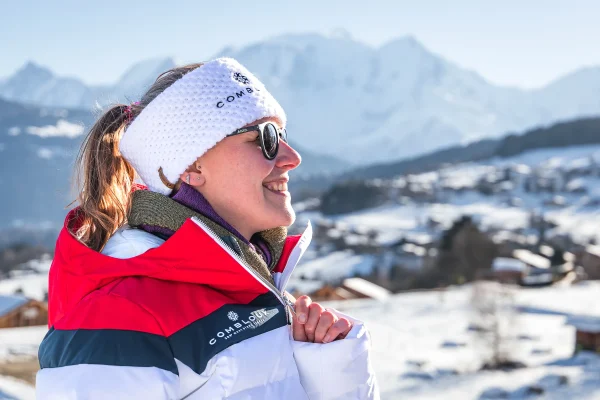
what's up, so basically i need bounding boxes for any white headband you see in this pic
[119,57,287,194]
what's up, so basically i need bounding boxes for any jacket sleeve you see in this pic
[36,295,181,400]
[291,310,380,400]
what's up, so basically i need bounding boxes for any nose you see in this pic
[275,140,302,171]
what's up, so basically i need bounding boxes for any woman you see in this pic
[36,58,379,399]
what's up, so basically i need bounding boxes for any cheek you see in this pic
[216,153,270,199]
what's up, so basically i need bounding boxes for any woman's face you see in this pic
[196,116,302,239]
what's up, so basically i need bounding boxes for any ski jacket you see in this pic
[36,211,379,399]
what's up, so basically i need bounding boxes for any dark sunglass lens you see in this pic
[263,124,278,158]
[281,128,288,143]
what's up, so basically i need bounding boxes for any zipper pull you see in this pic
[284,295,296,316]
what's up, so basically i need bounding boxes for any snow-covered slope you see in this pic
[334,282,600,399]
[2,35,600,165]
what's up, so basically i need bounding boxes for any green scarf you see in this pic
[127,190,288,285]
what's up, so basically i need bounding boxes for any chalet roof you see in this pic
[342,277,391,301]
[0,294,29,316]
[492,257,527,272]
[539,245,554,258]
[566,315,600,333]
[513,249,551,269]
[401,243,426,257]
[512,164,531,174]
[345,234,370,246]
[566,178,586,192]
[585,244,600,258]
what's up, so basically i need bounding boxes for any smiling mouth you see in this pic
[263,182,288,193]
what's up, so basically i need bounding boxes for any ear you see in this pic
[179,168,205,188]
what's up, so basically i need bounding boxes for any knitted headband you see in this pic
[119,57,287,194]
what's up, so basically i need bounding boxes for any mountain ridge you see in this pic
[2,33,600,165]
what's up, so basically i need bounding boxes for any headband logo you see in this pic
[233,72,250,85]
[215,86,261,108]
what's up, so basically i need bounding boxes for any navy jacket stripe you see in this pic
[38,327,178,375]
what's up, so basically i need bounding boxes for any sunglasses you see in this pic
[226,122,288,160]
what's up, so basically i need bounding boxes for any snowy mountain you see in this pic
[344,117,600,180]
[221,34,600,165]
[0,62,96,109]
[0,58,177,110]
[2,34,600,166]
[113,57,177,102]
[533,66,600,120]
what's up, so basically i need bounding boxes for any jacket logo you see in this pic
[209,308,280,346]
[233,72,250,84]
[228,311,239,321]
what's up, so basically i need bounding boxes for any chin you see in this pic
[265,207,296,229]
[282,212,296,227]
[281,205,296,226]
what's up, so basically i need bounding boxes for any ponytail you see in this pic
[71,62,204,251]
[72,105,136,251]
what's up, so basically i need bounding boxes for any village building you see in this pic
[395,243,426,271]
[508,164,531,191]
[491,257,527,284]
[566,315,600,354]
[341,277,391,301]
[520,271,554,286]
[0,294,47,328]
[565,178,587,194]
[513,249,551,269]
[308,278,390,302]
[511,249,555,286]
[580,245,600,280]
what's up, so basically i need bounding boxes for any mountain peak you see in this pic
[328,28,353,41]
[14,61,54,81]
[116,57,176,84]
[379,35,429,55]
[115,57,177,97]
[544,65,600,90]
[264,31,367,50]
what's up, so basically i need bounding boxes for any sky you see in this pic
[2,0,599,89]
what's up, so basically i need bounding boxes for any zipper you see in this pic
[190,216,295,323]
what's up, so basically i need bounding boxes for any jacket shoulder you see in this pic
[53,279,166,335]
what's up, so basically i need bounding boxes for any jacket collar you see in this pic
[127,189,286,283]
